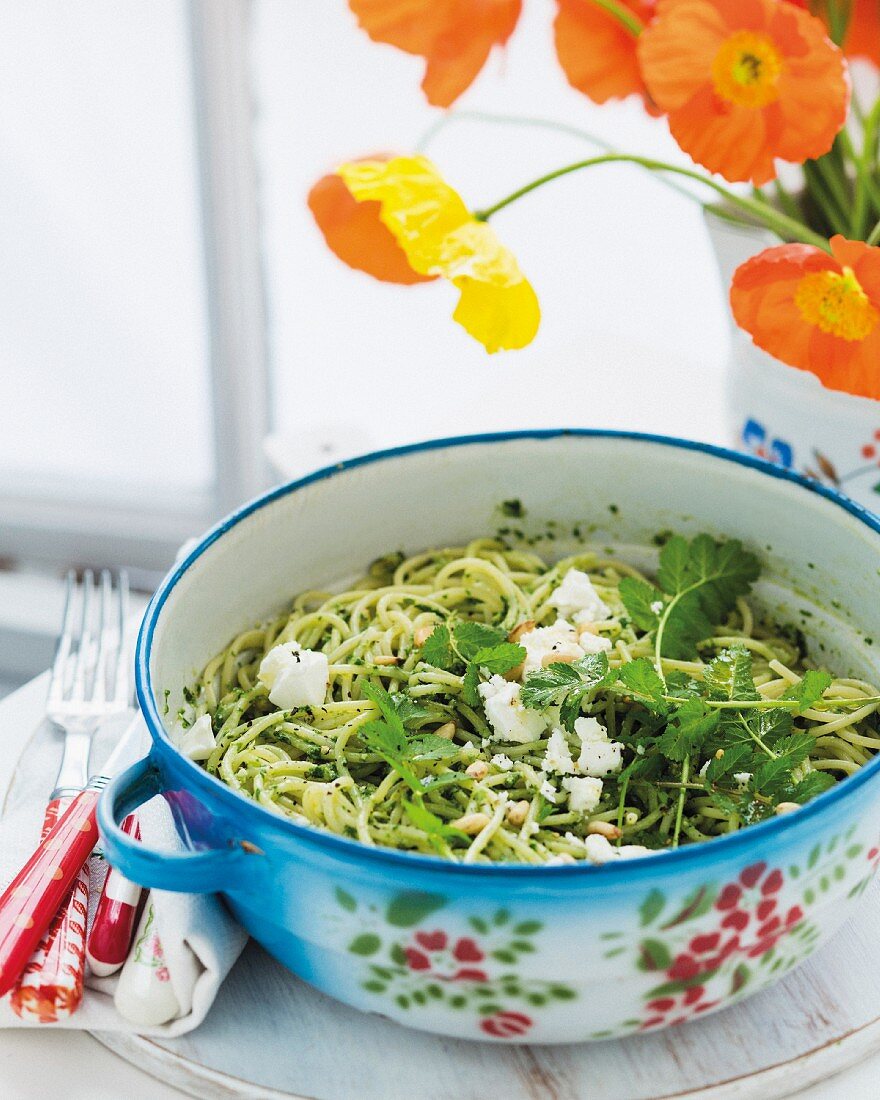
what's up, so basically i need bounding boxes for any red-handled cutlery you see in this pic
[7,570,130,1020]
[0,716,143,1000]
[86,815,144,977]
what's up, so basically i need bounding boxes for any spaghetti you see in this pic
[178,539,880,864]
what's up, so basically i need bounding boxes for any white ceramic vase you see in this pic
[705,209,880,512]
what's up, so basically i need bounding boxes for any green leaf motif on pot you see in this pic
[385,891,446,927]
[348,933,381,956]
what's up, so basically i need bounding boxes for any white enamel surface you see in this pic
[149,434,880,722]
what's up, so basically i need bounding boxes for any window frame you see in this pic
[0,0,270,573]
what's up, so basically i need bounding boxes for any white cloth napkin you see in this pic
[0,709,248,1035]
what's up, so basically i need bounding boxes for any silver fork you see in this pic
[48,569,131,799]
[3,568,131,1019]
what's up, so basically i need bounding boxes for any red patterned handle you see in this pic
[8,797,91,1021]
[0,789,99,998]
[86,815,143,977]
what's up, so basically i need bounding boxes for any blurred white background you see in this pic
[0,0,733,694]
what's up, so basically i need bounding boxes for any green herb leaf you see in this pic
[408,735,461,760]
[655,536,760,659]
[454,622,508,660]
[403,800,469,843]
[358,719,422,793]
[657,699,720,762]
[704,741,752,783]
[792,771,835,802]
[783,670,833,712]
[419,624,456,671]
[521,653,616,731]
[461,662,481,707]
[619,577,663,632]
[617,658,669,714]
[471,642,525,675]
[705,646,759,702]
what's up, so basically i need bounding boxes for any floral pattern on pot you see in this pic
[327,827,879,1041]
[741,417,880,501]
[597,824,877,1038]
[330,887,575,1040]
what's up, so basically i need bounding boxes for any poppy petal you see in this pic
[348,0,522,107]
[307,171,435,284]
[336,155,540,352]
[553,0,655,108]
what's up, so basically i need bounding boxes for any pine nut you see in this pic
[435,721,456,740]
[504,661,525,682]
[715,748,725,760]
[576,621,600,637]
[508,620,536,643]
[414,623,435,647]
[452,812,491,835]
[466,760,489,780]
[373,655,399,666]
[624,810,639,826]
[541,650,578,667]
[587,820,622,840]
[775,801,801,815]
[506,800,530,826]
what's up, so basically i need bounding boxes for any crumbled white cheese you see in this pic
[583,834,654,864]
[539,777,559,803]
[491,753,515,772]
[734,772,752,789]
[574,716,623,776]
[650,600,664,615]
[519,619,585,676]
[173,713,216,761]
[548,569,611,623]
[577,630,612,655]
[258,641,329,709]
[699,759,710,779]
[478,675,548,744]
[562,775,603,813]
[543,729,576,775]
[546,852,577,865]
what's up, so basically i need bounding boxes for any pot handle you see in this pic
[97,756,246,894]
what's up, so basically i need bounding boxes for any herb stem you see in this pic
[671,755,689,848]
[739,713,776,759]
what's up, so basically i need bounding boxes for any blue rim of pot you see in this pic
[136,429,880,878]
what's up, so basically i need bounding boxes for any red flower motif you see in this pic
[405,948,431,971]
[740,862,767,889]
[480,1010,532,1038]
[453,937,484,963]
[404,930,488,981]
[716,884,742,910]
[415,930,448,952]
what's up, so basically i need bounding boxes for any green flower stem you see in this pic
[475,154,832,251]
[868,217,880,248]
[671,754,689,848]
[772,179,803,222]
[584,0,645,35]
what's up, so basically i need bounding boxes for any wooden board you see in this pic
[3,677,880,1100]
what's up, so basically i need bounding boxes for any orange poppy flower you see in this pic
[308,165,436,285]
[785,1,879,65]
[310,155,540,352]
[730,236,880,399]
[638,0,849,185]
[554,0,658,110]
[347,0,522,107]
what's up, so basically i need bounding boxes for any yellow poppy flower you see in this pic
[336,156,540,353]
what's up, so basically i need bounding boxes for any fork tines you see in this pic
[48,570,131,715]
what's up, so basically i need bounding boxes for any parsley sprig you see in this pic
[619,534,760,678]
[420,621,525,705]
[358,682,460,794]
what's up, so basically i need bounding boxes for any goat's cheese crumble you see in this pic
[259,640,329,709]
